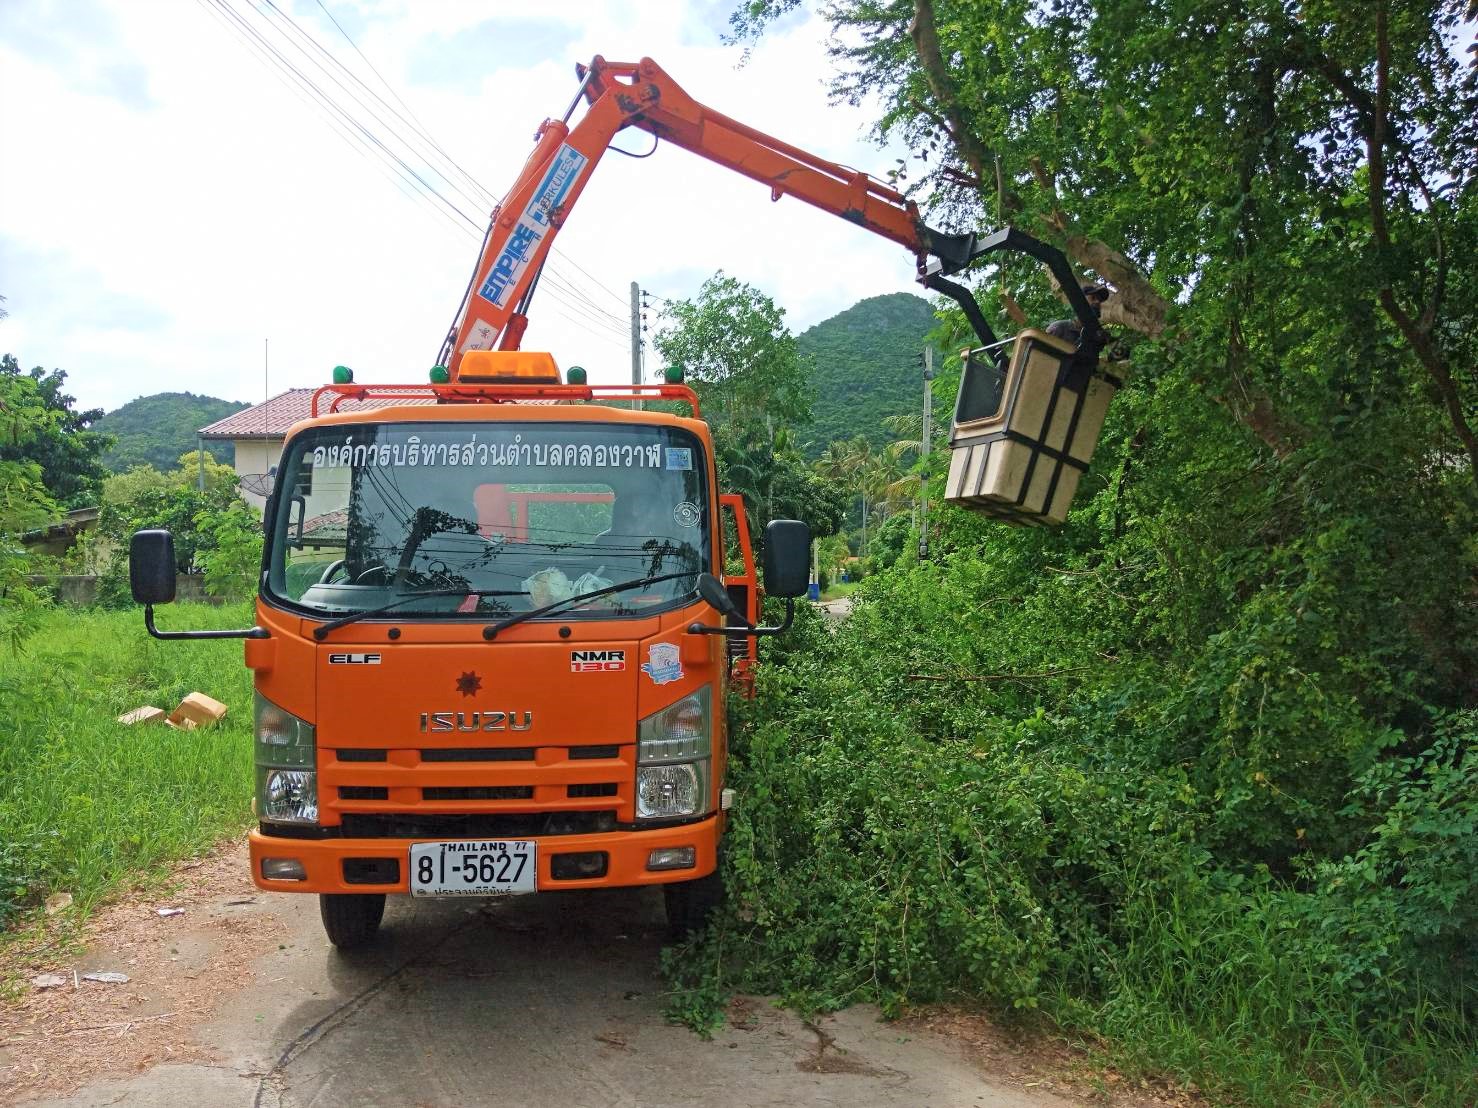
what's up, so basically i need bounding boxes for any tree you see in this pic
[656,272,842,548]
[0,370,60,645]
[732,0,1478,482]
[654,272,814,433]
[93,453,255,605]
[719,423,846,546]
[0,355,110,506]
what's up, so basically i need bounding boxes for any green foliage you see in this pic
[654,271,813,431]
[795,293,939,457]
[195,497,264,601]
[668,11,1478,1070]
[0,368,61,648]
[656,273,846,543]
[94,471,258,606]
[673,509,1477,1099]
[96,391,248,473]
[0,355,110,508]
[0,604,254,928]
[867,511,912,570]
[717,424,847,544]
[171,449,240,494]
[102,450,237,506]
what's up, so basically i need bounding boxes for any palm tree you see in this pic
[816,437,878,552]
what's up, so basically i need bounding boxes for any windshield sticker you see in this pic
[640,642,684,686]
[571,649,626,673]
[310,436,667,470]
[673,501,701,529]
[476,143,587,309]
[664,447,693,471]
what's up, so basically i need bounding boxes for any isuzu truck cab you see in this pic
[129,360,811,947]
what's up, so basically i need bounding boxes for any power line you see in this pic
[293,5,633,314]
[204,0,482,234]
[195,0,472,241]
[250,0,487,227]
[199,0,637,346]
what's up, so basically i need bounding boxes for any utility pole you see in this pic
[919,346,933,560]
[629,281,642,411]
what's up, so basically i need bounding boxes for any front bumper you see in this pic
[248,815,721,895]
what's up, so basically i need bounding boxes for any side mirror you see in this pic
[762,520,811,599]
[130,530,177,605]
[129,528,269,642]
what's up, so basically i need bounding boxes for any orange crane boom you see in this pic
[437,56,1105,382]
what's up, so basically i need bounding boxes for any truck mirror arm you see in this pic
[686,598,794,639]
[144,604,269,641]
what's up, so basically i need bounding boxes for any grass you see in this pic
[0,603,256,932]
[1081,888,1478,1106]
[819,580,860,601]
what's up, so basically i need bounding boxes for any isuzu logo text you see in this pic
[420,711,533,734]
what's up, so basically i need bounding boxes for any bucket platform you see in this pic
[944,330,1119,526]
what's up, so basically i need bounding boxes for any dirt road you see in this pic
[5,843,1102,1108]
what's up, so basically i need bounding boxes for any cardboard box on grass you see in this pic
[167,692,228,730]
[117,705,168,726]
[118,693,228,729]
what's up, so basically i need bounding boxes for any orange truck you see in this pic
[127,57,1112,949]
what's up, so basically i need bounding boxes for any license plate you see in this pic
[409,840,536,897]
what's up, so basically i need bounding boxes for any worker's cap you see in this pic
[1081,283,1110,303]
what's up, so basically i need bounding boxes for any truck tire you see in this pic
[319,893,385,949]
[663,865,724,940]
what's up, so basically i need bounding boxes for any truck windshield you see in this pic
[265,421,710,621]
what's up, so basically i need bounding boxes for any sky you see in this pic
[0,0,921,414]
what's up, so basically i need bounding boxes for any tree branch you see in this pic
[909,0,992,182]
[1363,4,1477,478]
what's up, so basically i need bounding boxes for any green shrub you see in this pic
[669,384,1478,1104]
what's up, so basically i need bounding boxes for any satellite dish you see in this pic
[238,473,275,497]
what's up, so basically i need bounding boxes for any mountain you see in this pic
[796,292,939,456]
[97,392,250,472]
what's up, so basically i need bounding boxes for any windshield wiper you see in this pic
[312,589,527,641]
[482,571,698,641]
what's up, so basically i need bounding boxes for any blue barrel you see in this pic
[806,581,821,601]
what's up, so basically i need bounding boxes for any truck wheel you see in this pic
[663,866,724,940]
[319,893,385,949]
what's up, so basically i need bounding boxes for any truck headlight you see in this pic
[255,693,317,823]
[636,687,712,820]
[258,768,318,823]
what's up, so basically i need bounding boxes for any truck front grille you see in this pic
[339,811,617,839]
[421,747,535,763]
[322,744,635,827]
[423,785,533,801]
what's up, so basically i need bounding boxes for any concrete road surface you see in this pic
[815,596,854,622]
[18,869,1082,1108]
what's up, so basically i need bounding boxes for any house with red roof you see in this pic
[198,389,435,508]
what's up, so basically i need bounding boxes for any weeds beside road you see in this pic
[0,604,254,932]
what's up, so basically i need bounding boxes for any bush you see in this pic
[94,481,260,606]
[668,378,1478,1103]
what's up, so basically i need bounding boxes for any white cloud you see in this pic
[0,0,918,412]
